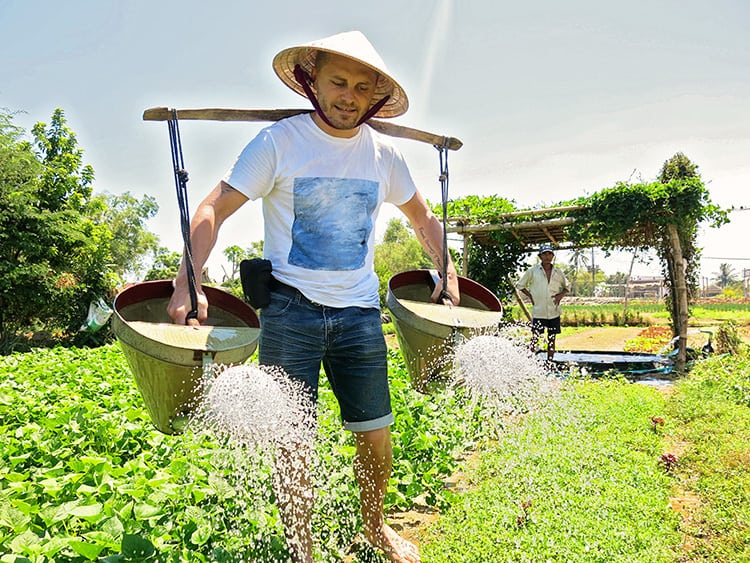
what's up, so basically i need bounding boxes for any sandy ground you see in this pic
[555,326,644,351]
[555,325,737,351]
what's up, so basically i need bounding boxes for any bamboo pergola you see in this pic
[446,205,584,252]
[444,204,691,371]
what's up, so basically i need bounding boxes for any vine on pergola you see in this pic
[564,176,727,335]
[437,194,527,302]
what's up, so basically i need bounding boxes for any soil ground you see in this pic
[555,326,644,351]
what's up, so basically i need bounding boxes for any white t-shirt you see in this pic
[223,113,417,308]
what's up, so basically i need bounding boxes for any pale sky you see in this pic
[2,0,749,284]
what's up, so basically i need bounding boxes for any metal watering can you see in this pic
[386,270,503,393]
[112,280,260,434]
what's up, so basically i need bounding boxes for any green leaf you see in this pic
[2,472,29,483]
[69,539,105,560]
[39,536,71,558]
[70,503,104,519]
[38,502,71,526]
[133,503,163,520]
[100,515,125,538]
[83,530,119,549]
[121,533,156,559]
[190,524,212,546]
[0,504,31,532]
[8,529,42,555]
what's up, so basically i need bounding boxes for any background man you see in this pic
[516,243,570,361]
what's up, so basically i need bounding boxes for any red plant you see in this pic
[650,416,665,432]
[516,499,533,528]
[624,326,673,353]
[659,453,679,473]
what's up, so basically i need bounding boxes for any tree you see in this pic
[655,154,710,345]
[713,263,737,289]
[0,111,42,344]
[0,109,112,349]
[604,272,628,298]
[222,241,264,282]
[374,218,432,307]
[88,191,159,282]
[219,241,264,297]
[567,248,589,296]
[144,246,182,281]
[657,152,699,183]
[31,108,94,212]
[434,194,526,304]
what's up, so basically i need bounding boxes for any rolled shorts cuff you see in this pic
[343,412,394,432]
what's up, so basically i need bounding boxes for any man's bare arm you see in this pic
[167,181,248,324]
[397,191,460,305]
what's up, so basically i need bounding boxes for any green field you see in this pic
[1,342,749,562]
[508,300,750,330]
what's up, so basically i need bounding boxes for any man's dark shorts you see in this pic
[258,283,393,433]
[532,316,562,337]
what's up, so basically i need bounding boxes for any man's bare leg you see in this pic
[274,444,314,563]
[547,333,556,361]
[353,427,421,563]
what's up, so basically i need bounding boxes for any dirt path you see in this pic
[556,326,644,351]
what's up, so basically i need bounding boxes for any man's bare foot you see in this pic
[365,523,421,563]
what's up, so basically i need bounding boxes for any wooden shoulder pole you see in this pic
[142,107,463,151]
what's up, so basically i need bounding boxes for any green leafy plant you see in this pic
[0,343,487,561]
[714,320,744,355]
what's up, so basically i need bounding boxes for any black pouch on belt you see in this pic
[239,258,273,309]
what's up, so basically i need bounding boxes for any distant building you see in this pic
[598,276,666,299]
[626,276,666,299]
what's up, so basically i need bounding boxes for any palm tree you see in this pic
[568,248,589,296]
[713,263,737,289]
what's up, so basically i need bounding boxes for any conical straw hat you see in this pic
[272,30,408,119]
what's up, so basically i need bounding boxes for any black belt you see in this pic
[270,277,323,306]
[269,276,297,296]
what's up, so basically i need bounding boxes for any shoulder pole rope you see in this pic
[436,143,452,304]
[167,109,199,323]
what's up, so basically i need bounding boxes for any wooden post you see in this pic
[667,223,689,371]
[514,288,533,322]
[461,235,470,277]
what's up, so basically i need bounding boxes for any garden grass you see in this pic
[420,380,682,563]
[665,351,750,562]
[2,344,749,562]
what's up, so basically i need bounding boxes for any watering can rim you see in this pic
[387,269,503,312]
[113,279,260,327]
[112,279,260,357]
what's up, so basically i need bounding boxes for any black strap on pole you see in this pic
[167,109,199,323]
[436,143,452,304]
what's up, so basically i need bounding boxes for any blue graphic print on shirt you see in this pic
[289,177,378,271]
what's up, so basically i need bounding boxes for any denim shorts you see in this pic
[258,283,393,432]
